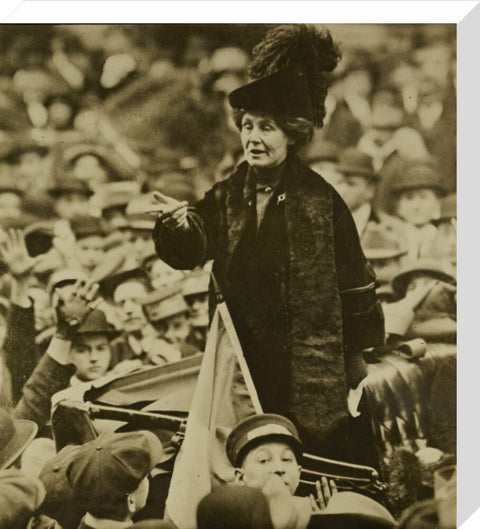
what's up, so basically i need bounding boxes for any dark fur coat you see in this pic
[153,153,384,448]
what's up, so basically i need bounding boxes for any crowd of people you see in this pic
[0,23,456,529]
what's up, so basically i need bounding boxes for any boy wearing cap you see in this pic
[70,216,107,277]
[48,180,94,221]
[67,431,163,529]
[141,283,199,364]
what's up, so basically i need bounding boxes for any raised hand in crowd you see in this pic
[149,191,189,231]
[0,229,43,307]
[55,279,101,339]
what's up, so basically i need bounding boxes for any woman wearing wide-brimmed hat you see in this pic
[151,25,384,460]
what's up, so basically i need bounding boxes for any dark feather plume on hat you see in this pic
[248,24,341,127]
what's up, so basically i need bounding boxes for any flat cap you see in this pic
[226,414,303,467]
[390,163,447,196]
[141,283,188,322]
[67,431,163,514]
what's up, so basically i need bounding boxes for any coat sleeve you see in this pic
[152,188,221,270]
[13,353,75,429]
[332,191,385,354]
[3,304,38,404]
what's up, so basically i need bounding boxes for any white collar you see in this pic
[84,513,133,529]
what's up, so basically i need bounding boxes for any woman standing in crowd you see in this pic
[152,25,384,461]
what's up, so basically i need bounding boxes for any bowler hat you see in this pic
[338,147,378,181]
[141,283,188,322]
[226,413,303,467]
[0,408,38,469]
[197,486,273,529]
[70,215,106,240]
[100,267,149,300]
[67,430,163,516]
[391,258,456,299]
[229,64,314,123]
[308,491,395,529]
[76,309,121,338]
[47,179,94,199]
[390,163,447,197]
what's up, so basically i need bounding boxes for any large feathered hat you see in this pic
[228,24,341,127]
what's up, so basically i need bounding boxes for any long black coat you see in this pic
[153,153,384,449]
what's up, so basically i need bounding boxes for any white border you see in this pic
[0,1,478,527]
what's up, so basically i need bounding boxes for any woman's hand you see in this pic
[309,477,338,512]
[148,191,189,231]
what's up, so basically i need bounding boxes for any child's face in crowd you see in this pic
[70,333,112,382]
[71,155,109,189]
[185,292,209,327]
[75,235,105,272]
[55,193,91,220]
[150,259,184,289]
[235,442,301,496]
[127,230,155,264]
[395,188,441,227]
[152,313,191,346]
[113,281,148,333]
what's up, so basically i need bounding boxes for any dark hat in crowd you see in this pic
[0,469,46,529]
[390,163,447,197]
[1,140,49,164]
[75,309,122,338]
[100,267,149,300]
[229,64,314,122]
[391,258,456,299]
[309,491,395,529]
[362,225,407,261]
[46,268,88,297]
[38,444,84,527]
[67,431,163,517]
[47,179,94,199]
[70,215,106,239]
[141,283,188,322]
[197,486,273,529]
[337,147,379,181]
[226,413,303,467]
[432,193,456,226]
[0,408,37,469]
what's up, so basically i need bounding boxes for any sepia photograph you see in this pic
[0,19,457,529]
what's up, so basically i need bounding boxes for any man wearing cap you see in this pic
[69,215,107,277]
[67,431,163,529]
[48,180,94,221]
[182,269,210,351]
[123,196,157,269]
[141,283,199,364]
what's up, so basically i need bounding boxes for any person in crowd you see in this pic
[67,431,163,529]
[0,183,25,221]
[223,413,395,529]
[300,140,343,189]
[140,283,199,363]
[123,196,157,269]
[69,215,107,277]
[150,24,384,459]
[429,193,456,274]
[389,162,447,261]
[148,257,185,290]
[182,268,210,351]
[48,180,94,221]
[384,258,456,343]
[95,180,142,233]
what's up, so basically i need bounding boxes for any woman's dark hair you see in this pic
[232,108,314,149]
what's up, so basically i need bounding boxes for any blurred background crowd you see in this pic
[0,23,456,529]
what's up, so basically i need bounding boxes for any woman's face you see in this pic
[240,113,292,169]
